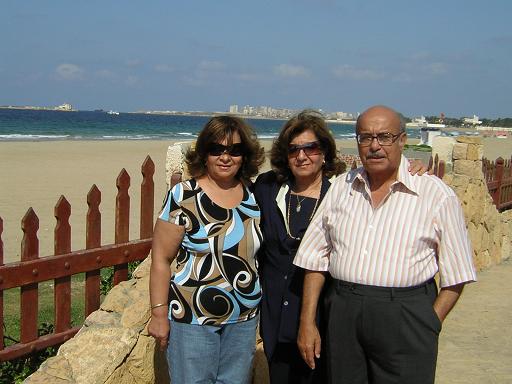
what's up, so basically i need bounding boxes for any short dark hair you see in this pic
[185,115,265,183]
[270,109,345,183]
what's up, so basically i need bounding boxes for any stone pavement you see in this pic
[436,259,512,383]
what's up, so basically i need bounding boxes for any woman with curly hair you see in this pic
[149,115,265,383]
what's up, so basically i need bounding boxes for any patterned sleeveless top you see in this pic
[159,179,262,326]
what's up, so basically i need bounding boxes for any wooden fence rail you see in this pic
[482,156,512,211]
[0,156,156,362]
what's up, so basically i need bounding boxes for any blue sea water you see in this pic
[0,109,419,141]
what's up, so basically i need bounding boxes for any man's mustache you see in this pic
[366,152,385,159]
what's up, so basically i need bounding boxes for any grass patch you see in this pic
[404,144,432,152]
[3,274,86,346]
[1,262,141,382]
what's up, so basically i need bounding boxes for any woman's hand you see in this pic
[408,159,433,176]
[148,307,170,351]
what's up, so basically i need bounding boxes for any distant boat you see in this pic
[107,110,120,115]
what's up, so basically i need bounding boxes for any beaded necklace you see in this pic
[286,192,320,241]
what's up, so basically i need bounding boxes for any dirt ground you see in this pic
[436,258,512,383]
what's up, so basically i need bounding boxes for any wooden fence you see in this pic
[0,156,158,362]
[482,156,512,211]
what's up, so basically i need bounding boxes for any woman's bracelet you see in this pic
[151,303,167,310]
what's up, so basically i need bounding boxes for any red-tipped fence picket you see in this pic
[483,156,512,211]
[0,156,163,362]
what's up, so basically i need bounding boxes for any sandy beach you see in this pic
[1,137,511,264]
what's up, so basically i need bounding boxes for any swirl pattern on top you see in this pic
[159,179,262,326]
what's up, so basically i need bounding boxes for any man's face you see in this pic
[356,107,406,180]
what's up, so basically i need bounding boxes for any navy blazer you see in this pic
[253,170,332,360]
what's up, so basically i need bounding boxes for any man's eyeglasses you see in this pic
[208,143,244,157]
[356,131,404,147]
[288,141,323,158]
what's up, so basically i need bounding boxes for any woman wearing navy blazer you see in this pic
[254,110,343,383]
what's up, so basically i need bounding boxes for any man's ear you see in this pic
[399,132,407,150]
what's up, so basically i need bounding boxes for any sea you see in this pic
[0,109,420,142]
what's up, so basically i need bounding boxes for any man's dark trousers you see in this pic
[325,279,441,384]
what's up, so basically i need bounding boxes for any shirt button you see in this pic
[283,301,289,306]
[284,275,288,280]
[369,225,373,230]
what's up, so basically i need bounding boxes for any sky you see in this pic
[1,0,511,118]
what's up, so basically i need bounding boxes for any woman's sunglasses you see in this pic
[288,141,323,158]
[208,143,244,157]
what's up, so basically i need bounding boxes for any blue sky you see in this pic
[2,1,511,118]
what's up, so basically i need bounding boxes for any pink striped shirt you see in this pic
[293,156,477,288]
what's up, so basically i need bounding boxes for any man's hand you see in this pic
[408,159,433,175]
[297,321,321,369]
[433,283,465,323]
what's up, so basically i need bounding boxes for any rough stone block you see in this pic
[457,136,482,145]
[453,160,482,179]
[450,174,470,190]
[467,222,481,252]
[101,280,136,313]
[24,355,73,383]
[474,249,491,271]
[432,136,455,165]
[105,334,156,384]
[453,143,468,160]
[132,256,152,279]
[84,308,120,328]
[502,234,511,261]
[467,144,484,161]
[481,227,490,250]
[58,325,139,383]
[121,297,151,329]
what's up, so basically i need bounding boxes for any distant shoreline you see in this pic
[2,107,511,135]
[0,105,75,112]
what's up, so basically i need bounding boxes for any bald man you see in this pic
[293,106,476,384]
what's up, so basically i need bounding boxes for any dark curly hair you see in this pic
[185,115,265,183]
[270,109,345,183]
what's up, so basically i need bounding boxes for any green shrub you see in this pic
[0,323,57,384]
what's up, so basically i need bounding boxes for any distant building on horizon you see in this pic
[463,115,482,126]
[55,103,73,111]
[229,104,239,114]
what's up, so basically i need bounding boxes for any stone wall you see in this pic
[26,139,511,383]
[433,136,512,270]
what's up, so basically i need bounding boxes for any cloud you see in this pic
[95,69,117,79]
[182,60,227,87]
[488,35,512,47]
[198,60,225,71]
[410,51,432,61]
[332,65,384,81]
[55,63,84,80]
[234,73,264,82]
[125,59,142,67]
[273,64,309,78]
[154,64,175,73]
[423,62,448,75]
[392,73,413,83]
[125,75,139,86]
